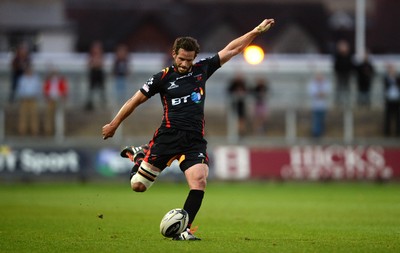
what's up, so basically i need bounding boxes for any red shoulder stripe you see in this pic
[161,67,169,80]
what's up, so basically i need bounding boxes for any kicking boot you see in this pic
[121,145,149,179]
[173,228,201,241]
[120,144,149,163]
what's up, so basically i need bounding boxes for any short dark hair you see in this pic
[172,37,200,56]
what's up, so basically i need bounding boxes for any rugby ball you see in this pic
[160,208,189,237]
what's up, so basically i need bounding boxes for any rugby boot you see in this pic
[173,228,201,241]
[120,144,149,162]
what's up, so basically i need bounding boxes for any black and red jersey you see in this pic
[140,54,221,135]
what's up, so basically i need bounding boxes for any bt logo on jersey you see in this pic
[171,95,191,106]
[171,88,204,106]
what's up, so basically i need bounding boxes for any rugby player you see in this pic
[102,18,275,240]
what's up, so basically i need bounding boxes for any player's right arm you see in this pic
[102,90,148,139]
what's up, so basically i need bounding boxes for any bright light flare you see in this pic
[243,45,264,65]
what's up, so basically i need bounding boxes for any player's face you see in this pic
[173,49,196,74]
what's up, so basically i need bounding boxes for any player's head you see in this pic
[172,37,200,56]
[172,37,200,74]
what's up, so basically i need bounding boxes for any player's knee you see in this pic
[130,163,160,192]
[197,177,207,189]
[131,182,147,192]
[185,165,208,190]
[190,174,207,190]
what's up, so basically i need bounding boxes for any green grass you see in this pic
[1,181,399,253]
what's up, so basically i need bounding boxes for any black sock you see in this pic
[129,158,143,179]
[183,190,204,228]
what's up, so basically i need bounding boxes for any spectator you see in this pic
[252,77,270,134]
[16,65,41,136]
[308,72,331,138]
[227,74,248,136]
[43,66,68,136]
[383,63,400,137]
[86,41,105,110]
[10,43,31,104]
[355,52,375,108]
[333,40,353,107]
[113,44,130,107]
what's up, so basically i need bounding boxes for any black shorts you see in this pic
[144,128,208,172]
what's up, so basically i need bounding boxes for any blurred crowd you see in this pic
[6,39,400,139]
[7,41,131,137]
[226,39,400,139]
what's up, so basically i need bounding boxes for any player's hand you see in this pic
[102,123,116,140]
[255,19,275,33]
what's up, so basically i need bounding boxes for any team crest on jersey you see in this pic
[194,74,203,82]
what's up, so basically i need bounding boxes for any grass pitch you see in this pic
[1,181,399,253]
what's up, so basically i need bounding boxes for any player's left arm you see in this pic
[218,18,275,66]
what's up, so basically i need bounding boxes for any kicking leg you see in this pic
[120,144,149,178]
[130,161,161,192]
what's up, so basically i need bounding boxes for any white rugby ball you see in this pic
[160,208,189,238]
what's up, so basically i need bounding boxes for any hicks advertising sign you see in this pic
[214,145,400,181]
